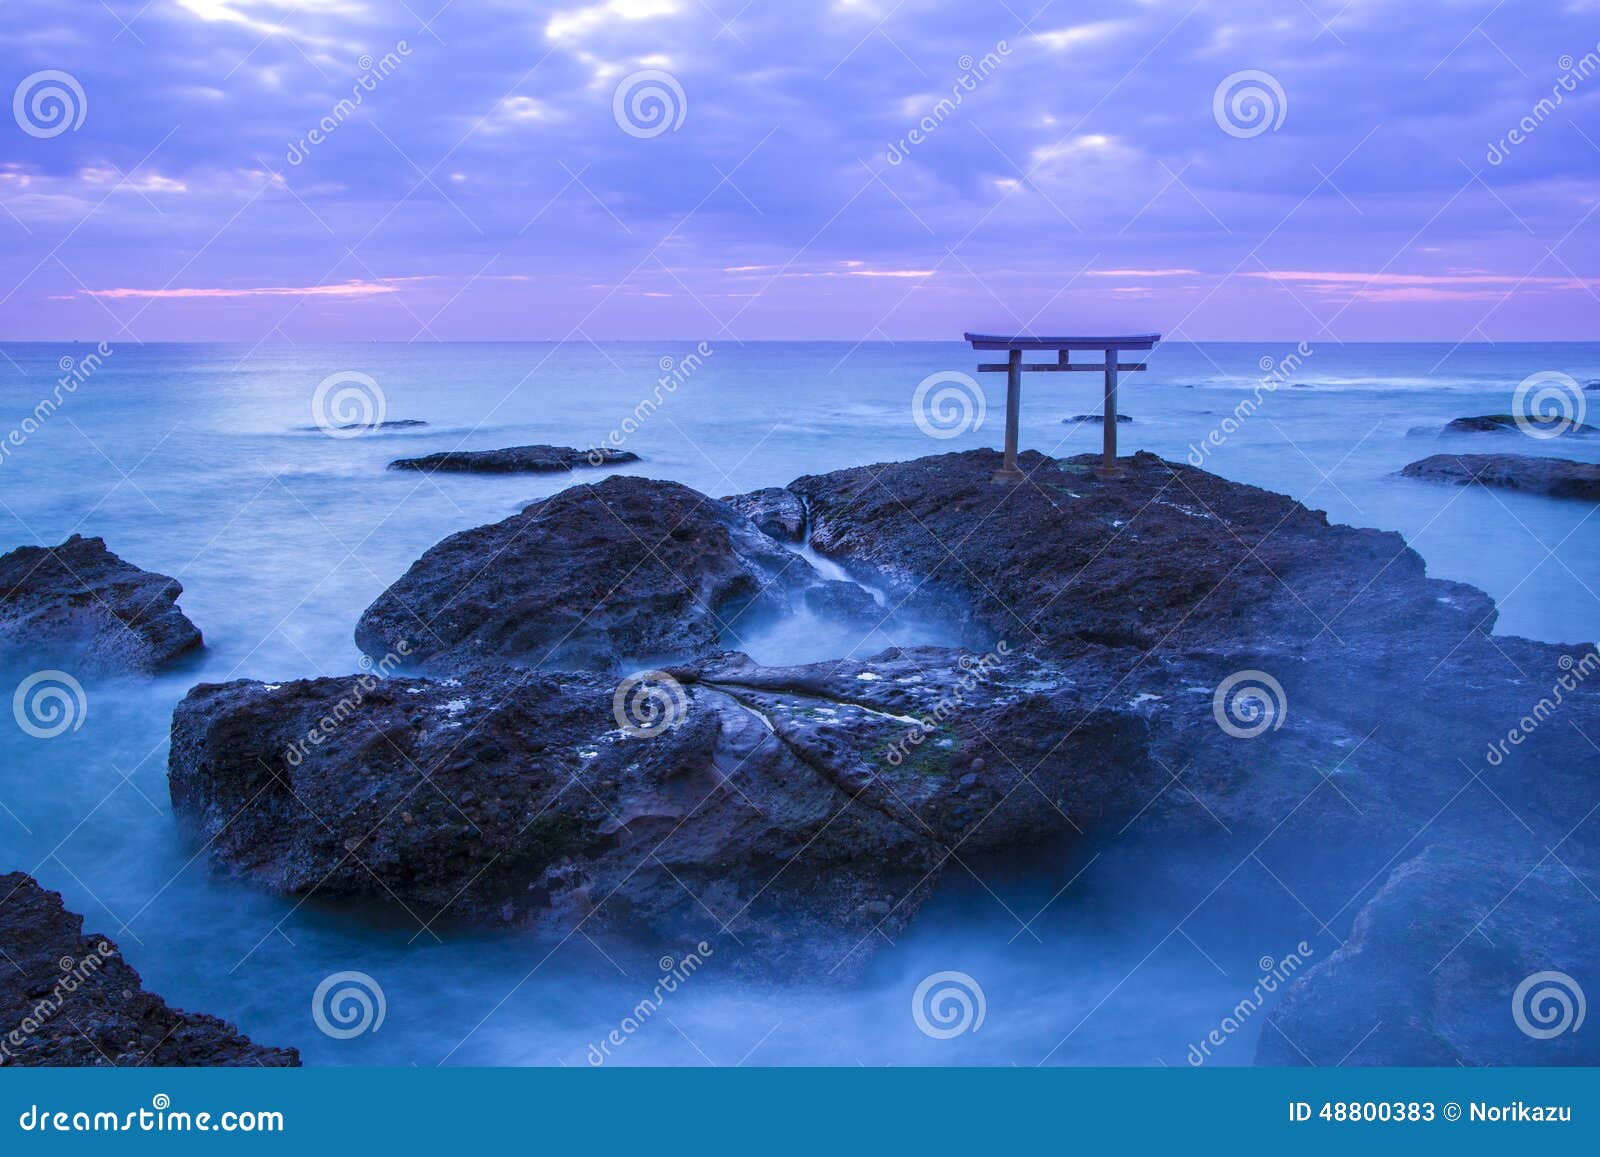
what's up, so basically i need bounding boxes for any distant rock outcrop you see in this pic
[1400,453,1600,502]
[1442,414,1596,436]
[388,445,638,474]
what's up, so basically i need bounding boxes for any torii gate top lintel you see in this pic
[964,331,1162,481]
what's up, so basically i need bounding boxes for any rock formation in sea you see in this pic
[1257,848,1599,1065]
[0,872,298,1066]
[1400,453,1600,502]
[0,535,203,677]
[1441,414,1596,436]
[355,475,828,674]
[721,486,807,543]
[388,445,638,473]
[170,449,1600,1054]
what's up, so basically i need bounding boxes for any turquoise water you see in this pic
[1,340,1597,1066]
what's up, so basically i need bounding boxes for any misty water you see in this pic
[2,340,1597,1065]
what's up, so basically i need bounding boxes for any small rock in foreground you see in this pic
[0,872,298,1066]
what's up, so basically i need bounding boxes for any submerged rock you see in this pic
[355,475,818,674]
[722,487,807,542]
[1064,413,1132,424]
[0,872,298,1066]
[0,535,202,676]
[1258,849,1600,1066]
[301,419,429,432]
[1400,453,1600,502]
[1442,414,1596,436]
[388,445,638,473]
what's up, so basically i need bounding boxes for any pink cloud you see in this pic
[80,279,413,300]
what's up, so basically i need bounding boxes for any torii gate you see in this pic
[965,331,1162,481]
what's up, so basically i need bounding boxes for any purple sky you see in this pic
[1,0,1597,342]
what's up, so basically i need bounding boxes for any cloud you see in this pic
[0,0,1593,339]
[80,279,411,299]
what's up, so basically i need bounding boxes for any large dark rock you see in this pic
[1258,848,1600,1066]
[167,659,958,974]
[722,487,807,543]
[0,535,202,677]
[1442,414,1596,436]
[355,475,816,674]
[788,449,1493,664]
[1400,453,1600,502]
[0,872,297,1066]
[389,445,638,474]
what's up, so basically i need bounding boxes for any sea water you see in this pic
[1,340,1596,1066]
